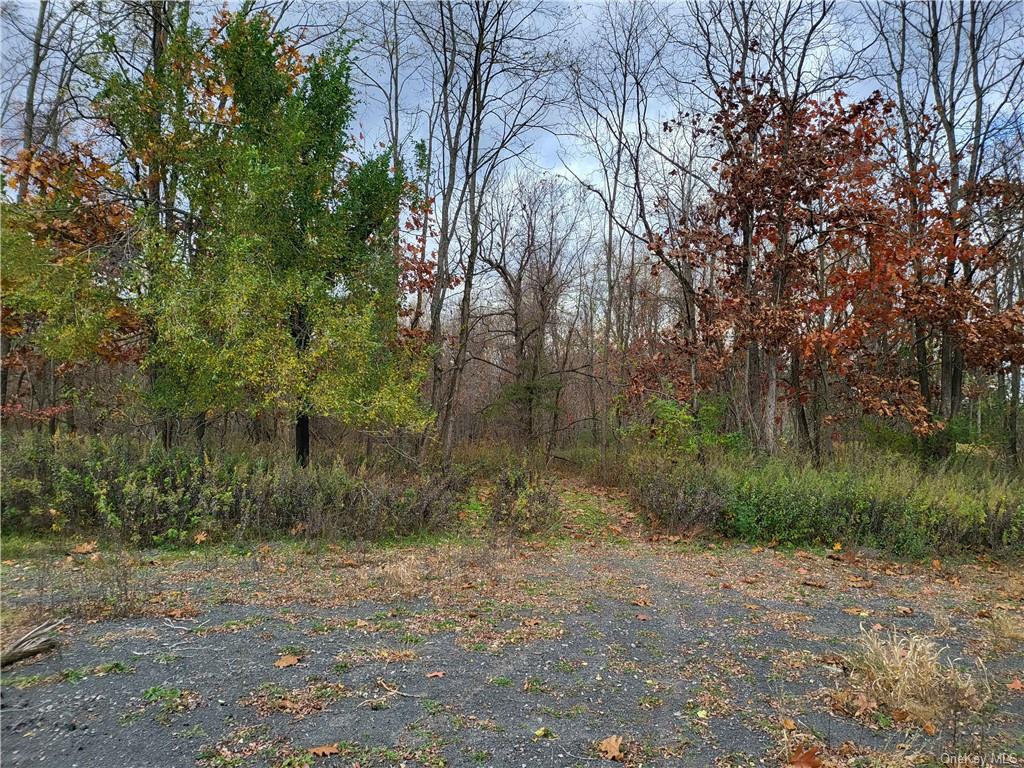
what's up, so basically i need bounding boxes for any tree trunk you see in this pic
[291,304,311,467]
[1010,363,1021,468]
[295,413,310,468]
[17,1,47,201]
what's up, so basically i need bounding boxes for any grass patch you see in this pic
[985,611,1024,654]
[840,627,986,727]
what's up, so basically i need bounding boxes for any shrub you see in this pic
[0,431,470,545]
[622,397,745,463]
[628,448,1023,556]
[488,463,562,540]
[631,463,726,534]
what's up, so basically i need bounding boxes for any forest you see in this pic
[0,2,1023,767]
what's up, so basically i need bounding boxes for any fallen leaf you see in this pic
[274,654,300,668]
[533,726,554,740]
[309,744,339,757]
[635,613,650,621]
[788,745,823,767]
[852,692,878,717]
[70,541,98,555]
[426,671,445,679]
[833,542,843,551]
[922,721,938,736]
[193,531,209,544]
[837,741,860,757]
[801,579,827,589]
[843,607,870,617]
[597,734,624,761]
[1007,678,1023,692]
[522,618,542,627]
[896,606,914,616]
[931,559,941,570]
[781,717,797,730]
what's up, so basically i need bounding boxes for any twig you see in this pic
[377,678,428,699]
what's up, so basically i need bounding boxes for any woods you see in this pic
[1,0,1023,543]
[2,4,1024,767]
[3,1,1023,470]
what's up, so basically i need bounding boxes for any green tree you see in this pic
[99,10,426,464]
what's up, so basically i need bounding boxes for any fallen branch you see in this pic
[1,618,65,668]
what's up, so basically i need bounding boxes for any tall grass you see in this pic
[631,447,1023,557]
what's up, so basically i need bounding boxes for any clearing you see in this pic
[1,481,1021,767]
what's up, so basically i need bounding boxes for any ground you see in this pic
[1,481,1022,767]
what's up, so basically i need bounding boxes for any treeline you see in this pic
[2,0,1023,472]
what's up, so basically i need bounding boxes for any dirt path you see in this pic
[1,485,1022,767]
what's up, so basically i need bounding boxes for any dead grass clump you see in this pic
[242,682,348,719]
[376,554,426,597]
[985,610,1024,654]
[842,626,985,726]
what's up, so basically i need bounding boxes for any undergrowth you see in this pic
[630,448,1023,556]
[1,431,471,546]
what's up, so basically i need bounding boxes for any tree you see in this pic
[7,9,423,466]
[642,84,1024,453]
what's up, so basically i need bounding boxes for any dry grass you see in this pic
[929,611,956,638]
[842,626,986,726]
[376,553,427,597]
[26,550,154,620]
[985,610,1024,654]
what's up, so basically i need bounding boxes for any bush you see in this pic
[631,463,726,533]
[630,448,1023,557]
[0,431,470,546]
[488,463,562,540]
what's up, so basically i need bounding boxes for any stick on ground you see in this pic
[1,618,64,668]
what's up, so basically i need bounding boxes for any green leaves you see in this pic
[133,10,421,433]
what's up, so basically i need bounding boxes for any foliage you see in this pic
[488,463,562,539]
[623,397,745,460]
[642,86,1024,451]
[0,432,470,545]
[2,9,429,445]
[631,448,1023,556]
